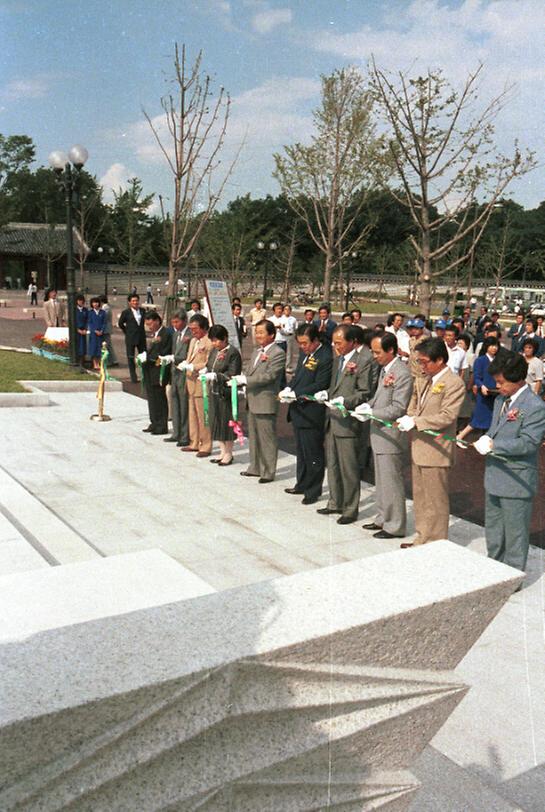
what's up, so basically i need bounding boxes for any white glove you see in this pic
[355,403,372,416]
[184,362,194,373]
[397,415,416,432]
[325,396,345,411]
[279,387,296,402]
[176,361,186,371]
[233,374,247,386]
[474,434,493,455]
[314,390,329,402]
[136,351,147,363]
[159,354,174,365]
[200,371,216,381]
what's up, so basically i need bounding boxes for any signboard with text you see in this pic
[203,280,240,351]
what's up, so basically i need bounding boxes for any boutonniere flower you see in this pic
[217,353,226,361]
[506,408,520,422]
[260,352,269,362]
[383,373,395,387]
[432,382,445,394]
[345,360,358,375]
[151,336,161,343]
[182,336,191,343]
[305,358,318,370]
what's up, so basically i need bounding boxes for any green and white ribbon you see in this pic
[136,356,145,393]
[200,373,209,426]
[100,347,112,381]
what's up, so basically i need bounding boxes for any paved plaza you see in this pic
[0,385,544,809]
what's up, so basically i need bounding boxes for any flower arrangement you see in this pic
[31,334,70,357]
[305,357,317,371]
[383,372,396,387]
[344,360,358,375]
[431,382,445,394]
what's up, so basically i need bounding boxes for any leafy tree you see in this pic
[370,61,536,316]
[274,67,389,303]
[110,178,155,290]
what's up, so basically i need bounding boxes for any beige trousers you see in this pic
[411,464,450,544]
[188,395,212,453]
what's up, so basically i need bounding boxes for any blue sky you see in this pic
[1,0,544,211]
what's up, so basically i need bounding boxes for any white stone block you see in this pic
[0,542,520,811]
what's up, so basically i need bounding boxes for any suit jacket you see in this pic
[43,298,66,328]
[369,358,413,454]
[233,315,247,344]
[186,335,213,397]
[313,317,337,344]
[485,387,545,498]
[144,326,172,386]
[118,307,146,346]
[407,367,466,467]
[288,343,333,430]
[208,345,242,397]
[326,347,373,438]
[245,342,286,414]
[171,326,192,386]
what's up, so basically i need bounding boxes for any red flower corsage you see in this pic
[217,353,226,361]
[345,361,358,375]
[383,373,395,387]
[260,353,269,362]
[506,408,520,422]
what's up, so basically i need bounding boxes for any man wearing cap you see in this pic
[407,319,427,381]
[433,319,448,340]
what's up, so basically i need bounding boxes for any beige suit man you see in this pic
[181,315,213,457]
[397,337,465,546]
[43,293,66,328]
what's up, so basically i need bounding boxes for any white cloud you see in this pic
[2,75,50,100]
[99,163,134,202]
[251,7,292,34]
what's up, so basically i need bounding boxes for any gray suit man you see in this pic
[238,319,286,483]
[166,311,191,446]
[356,334,413,538]
[317,325,373,524]
[475,352,545,572]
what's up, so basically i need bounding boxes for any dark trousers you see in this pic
[145,380,168,432]
[126,339,145,382]
[295,426,325,500]
[171,370,190,444]
[30,292,38,305]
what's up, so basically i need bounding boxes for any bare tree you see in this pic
[274,67,388,303]
[144,44,239,316]
[370,61,536,316]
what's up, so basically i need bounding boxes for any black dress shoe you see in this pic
[316,507,339,515]
[337,515,357,525]
[142,426,153,432]
[210,458,221,463]
[176,442,184,447]
[302,496,318,505]
[259,477,274,483]
[373,529,404,539]
[218,459,233,466]
[362,522,382,531]
[152,430,168,435]
[240,471,260,477]
[163,437,178,442]
[285,487,304,495]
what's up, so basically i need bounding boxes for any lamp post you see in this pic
[343,250,359,311]
[48,145,89,366]
[97,246,115,297]
[257,240,278,309]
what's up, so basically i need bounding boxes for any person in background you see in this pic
[456,337,500,445]
[269,302,290,352]
[341,312,354,324]
[314,304,337,345]
[514,317,539,354]
[444,325,467,377]
[146,283,154,304]
[100,295,118,366]
[232,302,247,347]
[303,308,316,324]
[27,281,38,306]
[374,322,385,333]
[43,289,66,328]
[507,312,525,350]
[75,294,88,370]
[201,324,242,466]
[385,313,410,359]
[87,296,106,371]
[351,308,363,325]
[189,299,201,314]
[407,319,427,381]
[432,318,448,341]
[283,304,299,373]
[118,294,146,384]
[521,338,544,395]
[248,298,266,346]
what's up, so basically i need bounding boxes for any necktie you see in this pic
[336,355,345,382]
[500,397,511,417]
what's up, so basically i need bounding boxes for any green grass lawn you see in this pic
[0,350,96,392]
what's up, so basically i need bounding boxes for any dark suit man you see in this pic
[164,310,191,446]
[474,352,545,573]
[282,323,333,504]
[316,324,373,524]
[508,313,525,350]
[140,312,172,435]
[236,320,286,483]
[232,303,247,346]
[355,333,413,538]
[314,305,337,345]
[118,294,147,383]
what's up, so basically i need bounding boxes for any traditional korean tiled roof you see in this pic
[0,223,89,257]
